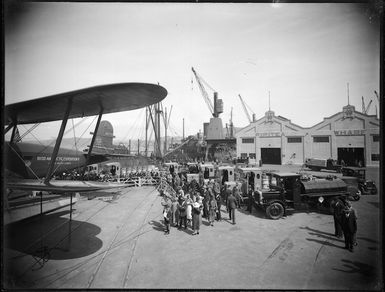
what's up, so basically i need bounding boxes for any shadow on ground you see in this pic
[333,259,377,278]
[4,210,103,260]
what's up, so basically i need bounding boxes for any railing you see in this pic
[156,177,176,199]
[117,176,161,187]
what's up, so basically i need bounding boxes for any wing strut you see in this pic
[44,98,73,184]
[83,108,104,176]
[5,123,14,135]
[10,123,18,143]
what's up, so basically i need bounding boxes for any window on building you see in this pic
[373,135,379,142]
[313,136,329,143]
[371,154,380,161]
[242,138,254,144]
[241,153,248,158]
[288,137,302,143]
[249,153,256,159]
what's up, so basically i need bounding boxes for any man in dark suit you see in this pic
[227,192,237,224]
[332,196,346,238]
[341,204,357,252]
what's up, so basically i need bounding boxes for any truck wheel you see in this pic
[266,202,284,220]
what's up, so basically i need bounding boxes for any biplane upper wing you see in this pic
[5,83,167,125]
[5,82,167,192]
[6,179,127,193]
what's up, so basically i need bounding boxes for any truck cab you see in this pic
[217,165,235,185]
[200,163,216,181]
[164,162,180,175]
[254,172,349,220]
[341,167,377,195]
[185,162,200,183]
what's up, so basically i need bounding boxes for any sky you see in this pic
[4,2,380,147]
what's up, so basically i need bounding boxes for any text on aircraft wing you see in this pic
[6,179,128,193]
[5,83,167,125]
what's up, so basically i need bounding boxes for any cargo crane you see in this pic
[191,67,223,118]
[238,94,256,123]
[374,90,379,117]
[361,96,373,114]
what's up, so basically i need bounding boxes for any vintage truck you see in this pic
[341,167,377,195]
[305,158,341,172]
[217,165,235,185]
[250,172,353,219]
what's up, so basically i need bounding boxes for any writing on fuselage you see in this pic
[36,156,80,165]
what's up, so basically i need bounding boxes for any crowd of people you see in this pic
[160,171,250,236]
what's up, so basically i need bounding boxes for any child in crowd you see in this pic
[163,205,172,235]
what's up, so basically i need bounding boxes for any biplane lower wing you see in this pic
[6,179,127,193]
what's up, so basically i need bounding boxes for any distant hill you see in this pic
[23,137,92,151]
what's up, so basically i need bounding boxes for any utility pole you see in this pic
[137,139,140,156]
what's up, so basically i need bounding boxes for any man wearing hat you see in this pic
[340,202,357,252]
[227,191,237,225]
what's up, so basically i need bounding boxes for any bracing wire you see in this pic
[121,108,145,143]
[22,117,93,157]
[7,144,42,180]
[19,123,41,141]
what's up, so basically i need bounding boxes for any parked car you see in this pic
[341,167,377,195]
[340,176,361,201]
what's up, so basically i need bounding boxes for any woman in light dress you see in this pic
[192,196,203,235]
[186,194,193,227]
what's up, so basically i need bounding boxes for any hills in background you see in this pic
[21,126,242,153]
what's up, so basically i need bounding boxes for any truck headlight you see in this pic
[318,196,324,203]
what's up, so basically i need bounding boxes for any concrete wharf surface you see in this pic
[3,166,382,290]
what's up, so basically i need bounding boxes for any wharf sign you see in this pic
[334,129,365,136]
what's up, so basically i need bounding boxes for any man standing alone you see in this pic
[227,192,237,225]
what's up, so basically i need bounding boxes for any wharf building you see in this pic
[235,104,380,167]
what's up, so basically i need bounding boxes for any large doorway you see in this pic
[337,148,365,167]
[261,148,281,164]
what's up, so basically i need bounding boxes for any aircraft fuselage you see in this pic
[6,142,107,179]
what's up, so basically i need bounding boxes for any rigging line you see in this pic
[132,108,145,140]
[26,117,92,157]
[167,121,181,137]
[52,115,97,157]
[121,108,143,142]
[7,144,42,180]
[136,108,146,140]
[136,109,147,141]
[21,125,46,146]
[19,123,41,140]
[130,108,146,142]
